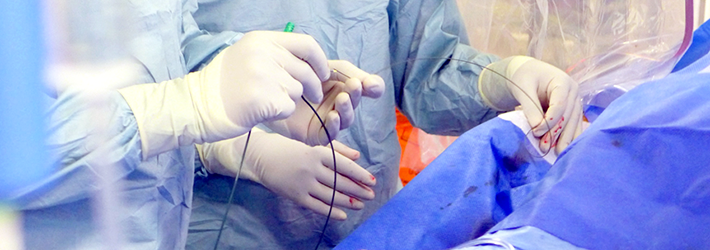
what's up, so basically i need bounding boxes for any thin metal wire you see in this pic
[332,68,351,79]
[213,130,252,250]
[299,96,337,250]
[213,80,342,250]
[213,56,553,250]
[372,56,554,157]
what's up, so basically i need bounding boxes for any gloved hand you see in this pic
[478,56,583,154]
[263,60,385,146]
[197,128,376,220]
[118,31,330,159]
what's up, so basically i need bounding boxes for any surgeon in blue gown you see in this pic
[187,0,585,249]
[13,0,378,249]
[15,1,238,249]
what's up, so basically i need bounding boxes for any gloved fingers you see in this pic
[265,86,298,121]
[328,60,385,98]
[267,31,331,82]
[554,98,583,155]
[537,118,560,155]
[310,183,366,210]
[268,68,305,105]
[331,140,361,161]
[316,168,375,201]
[315,110,340,145]
[533,78,572,137]
[328,60,365,82]
[334,92,355,130]
[361,74,385,98]
[510,81,546,137]
[343,78,363,109]
[539,81,576,154]
[276,48,324,104]
[319,146,376,186]
[533,73,579,137]
[301,196,348,220]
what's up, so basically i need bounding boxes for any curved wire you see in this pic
[214,56,555,250]
[300,96,337,250]
[372,56,554,157]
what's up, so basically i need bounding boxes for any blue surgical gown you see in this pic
[187,0,500,249]
[14,0,239,249]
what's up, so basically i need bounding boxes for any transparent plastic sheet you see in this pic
[400,128,457,174]
[401,0,690,174]
[457,0,689,121]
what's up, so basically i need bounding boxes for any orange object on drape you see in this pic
[395,109,419,186]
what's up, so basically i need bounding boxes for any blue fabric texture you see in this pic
[335,117,552,250]
[489,46,710,250]
[340,20,710,250]
[187,0,500,249]
[672,20,710,72]
[15,0,239,249]
[340,29,710,250]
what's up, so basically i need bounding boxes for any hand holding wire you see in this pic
[263,60,385,146]
[198,128,376,218]
[478,56,583,154]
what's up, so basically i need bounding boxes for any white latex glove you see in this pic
[118,31,330,159]
[479,56,583,154]
[197,128,377,220]
[264,60,385,146]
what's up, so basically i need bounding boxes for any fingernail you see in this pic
[337,211,347,220]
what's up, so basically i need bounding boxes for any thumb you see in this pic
[509,78,546,136]
[264,92,297,122]
[508,59,547,137]
[329,60,385,98]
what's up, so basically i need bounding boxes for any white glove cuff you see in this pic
[478,56,534,111]
[199,127,267,181]
[118,52,247,159]
[118,79,197,159]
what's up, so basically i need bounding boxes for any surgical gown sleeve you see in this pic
[388,0,501,136]
[181,0,242,72]
[15,89,197,250]
[10,91,141,208]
